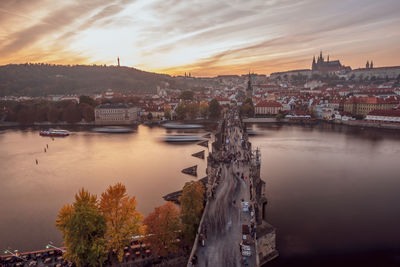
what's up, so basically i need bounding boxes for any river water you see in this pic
[1,123,400,265]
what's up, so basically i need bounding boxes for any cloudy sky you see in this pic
[1,0,399,76]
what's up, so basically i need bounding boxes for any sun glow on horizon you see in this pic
[1,0,400,76]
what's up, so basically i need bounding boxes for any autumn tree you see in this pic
[199,102,209,118]
[56,188,107,267]
[164,105,172,120]
[100,183,143,262]
[209,98,221,119]
[179,181,205,244]
[144,202,181,256]
[240,98,255,117]
[175,102,186,120]
[186,102,199,120]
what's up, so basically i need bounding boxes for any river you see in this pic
[1,123,400,266]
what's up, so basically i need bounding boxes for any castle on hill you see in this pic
[312,51,351,73]
[269,51,400,80]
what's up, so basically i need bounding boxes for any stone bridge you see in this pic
[187,108,278,267]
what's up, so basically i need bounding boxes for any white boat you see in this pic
[92,127,133,133]
[162,123,203,129]
[39,129,69,137]
[164,135,206,142]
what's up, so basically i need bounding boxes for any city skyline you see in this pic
[1,0,400,76]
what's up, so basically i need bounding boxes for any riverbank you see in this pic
[243,117,400,130]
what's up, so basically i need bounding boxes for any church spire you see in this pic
[370,61,373,68]
[366,61,370,69]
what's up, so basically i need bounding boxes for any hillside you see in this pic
[0,64,173,96]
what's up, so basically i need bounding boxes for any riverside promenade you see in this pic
[188,108,277,267]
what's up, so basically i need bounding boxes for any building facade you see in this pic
[344,97,399,116]
[255,101,283,116]
[95,103,139,125]
[365,109,400,123]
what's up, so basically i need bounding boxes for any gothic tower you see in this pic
[246,72,253,99]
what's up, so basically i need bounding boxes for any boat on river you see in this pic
[92,126,134,133]
[162,123,203,129]
[164,135,206,142]
[39,129,69,137]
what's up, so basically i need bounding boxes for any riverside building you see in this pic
[94,103,139,125]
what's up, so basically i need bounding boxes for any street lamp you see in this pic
[3,248,26,261]
[45,241,65,253]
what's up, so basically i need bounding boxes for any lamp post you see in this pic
[3,248,26,261]
[45,241,65,253]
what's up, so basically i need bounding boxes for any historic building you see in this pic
[255,100,283,116]
[94,103,139,125]
[344,97,399,116]
[246,72,253,99]
[365,109,400,123]
[312,51,351,73]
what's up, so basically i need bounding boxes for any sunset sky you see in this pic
[1,0,400,76]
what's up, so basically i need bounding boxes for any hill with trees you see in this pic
[0,63,174,96]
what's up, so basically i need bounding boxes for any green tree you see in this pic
[56,188,107,267]
[209,99,221,119]
[175,102,186,120]
[100,183,143,262]
[179,90,194,101]
[179,181,205,244]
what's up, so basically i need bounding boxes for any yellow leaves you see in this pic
[180,181,205,244]
[99,183,143,262]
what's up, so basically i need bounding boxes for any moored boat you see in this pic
[164,135,206,142]
[162,123,203,129]
[92,127,134,133]
[39,129,69,137]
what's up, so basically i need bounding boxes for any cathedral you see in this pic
[312,51,350,73]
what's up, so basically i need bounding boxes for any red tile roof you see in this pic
[255,101,282,108]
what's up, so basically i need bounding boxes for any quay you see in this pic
[187,107,278,267]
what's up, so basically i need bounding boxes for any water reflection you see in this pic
[248,124,400,266]
[0,125,209,252]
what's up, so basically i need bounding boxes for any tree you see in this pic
[186,102,199,120]
[79,95,95,107]
[80,103,95,122]
[144,202,181,256]
[100,183,143,262]
[56,188,107,267]
[240,98,254,117]
[199,102,209,118]
[179,181,205,244]
[179,90,194,101]
[209,99,221,119]
[147,112,153,120]
[47,106,60,123]
[175,102,186,120]
[62,103,81,124]
[164,105,172,120]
